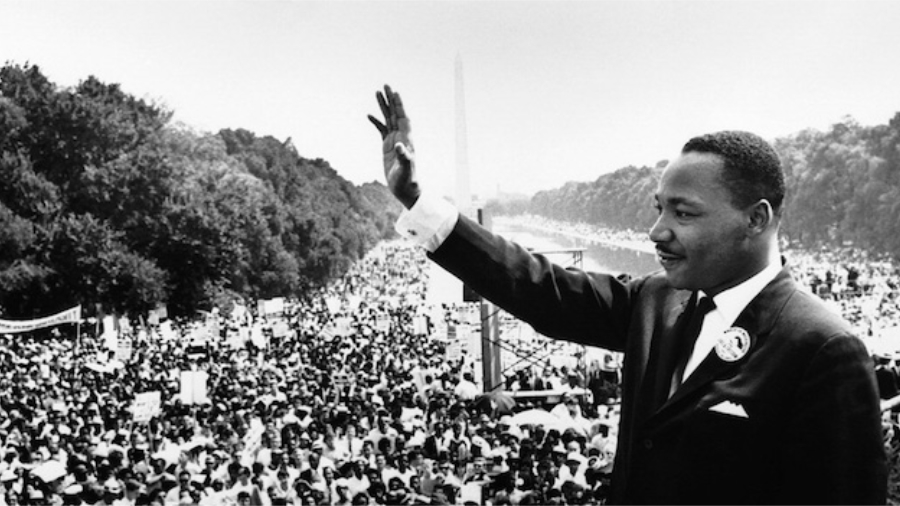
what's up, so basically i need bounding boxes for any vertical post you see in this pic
[477,208,503,391]
[455,53,472,215]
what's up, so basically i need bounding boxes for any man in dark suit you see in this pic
[368,85,887,504]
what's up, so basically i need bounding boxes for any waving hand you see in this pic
[367,85,420,209]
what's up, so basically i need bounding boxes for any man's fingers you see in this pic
[368,115,388,138]
[384,85,407,131]
[376,91,392,130]
[375,85,410,135]
[391,91,407,125]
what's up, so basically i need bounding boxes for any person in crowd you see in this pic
[453,372,479,402]
[369,84,887,504]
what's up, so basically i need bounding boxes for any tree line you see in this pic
[487,114,900,261]
[0,63,401,320]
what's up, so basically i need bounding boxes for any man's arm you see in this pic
[427,214,634,351]
[368,85,634,352]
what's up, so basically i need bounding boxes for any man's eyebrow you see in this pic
[656,195,700,207]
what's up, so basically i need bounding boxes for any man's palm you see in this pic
[369,85,420,209]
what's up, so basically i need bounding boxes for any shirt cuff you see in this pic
[395,194,459,252]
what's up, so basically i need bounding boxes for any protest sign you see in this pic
[116,337,133,362]
[132,391,162,423]
[180,371,210,405]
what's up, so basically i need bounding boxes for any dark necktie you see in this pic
[669,295,716,397]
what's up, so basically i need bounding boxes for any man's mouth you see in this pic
[656,248,684,268]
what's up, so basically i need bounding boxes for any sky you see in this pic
[2,0,900,199]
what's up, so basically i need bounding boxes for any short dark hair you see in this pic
[682,131,785,215]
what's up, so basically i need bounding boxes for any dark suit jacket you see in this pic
[429,215,887,504]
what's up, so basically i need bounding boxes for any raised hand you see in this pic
[368,85,420,209]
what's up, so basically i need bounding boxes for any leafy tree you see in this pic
[497,113,900,262]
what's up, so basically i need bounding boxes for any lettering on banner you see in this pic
[132,391,162,423]
[0,305,81,334]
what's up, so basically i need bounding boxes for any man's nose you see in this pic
[649,214,671,244]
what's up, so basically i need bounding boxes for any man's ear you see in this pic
[746,199,774,236]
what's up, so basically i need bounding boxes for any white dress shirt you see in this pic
[683,255,782,380]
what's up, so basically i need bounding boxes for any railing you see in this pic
[507,388,592,404]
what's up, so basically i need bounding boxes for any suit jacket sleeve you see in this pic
[428,214,637,352]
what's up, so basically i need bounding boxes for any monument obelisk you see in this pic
[455,54,472,215]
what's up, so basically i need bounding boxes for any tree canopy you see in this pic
[487,114,900,261]
[0,63,400,319]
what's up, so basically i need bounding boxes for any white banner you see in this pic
[116,337,133,362]
[103,315,118,350]
[271,320,290,338]
[325,296,341,315]
[335,316,353,337]
[180,371,210,405]
[132,391,162,423]
[413,315,429,336]
[0,305,81,334]
[376,313,391,332]
[250,324,267,348]
[261,297,285,316]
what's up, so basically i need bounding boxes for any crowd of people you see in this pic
[2,226,900,505]
[0,242,622,506]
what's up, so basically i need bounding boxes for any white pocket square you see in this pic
[708,400,749,418]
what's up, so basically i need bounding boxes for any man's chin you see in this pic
[662,269,693,291]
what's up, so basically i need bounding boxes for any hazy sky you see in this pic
[2,0,899,198]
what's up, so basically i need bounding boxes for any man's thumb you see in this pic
[394,142,414,164]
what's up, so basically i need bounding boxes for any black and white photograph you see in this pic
[1,1,900,504]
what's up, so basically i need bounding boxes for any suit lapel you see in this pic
[651,266,796,418]
[635,291,694,420]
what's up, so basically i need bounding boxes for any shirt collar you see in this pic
[700,253,782,327]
